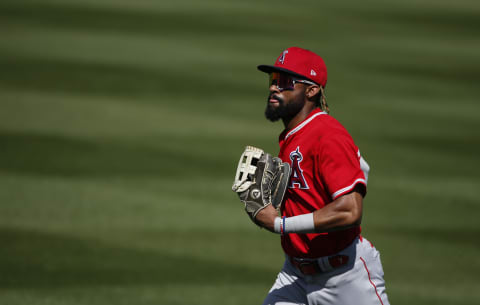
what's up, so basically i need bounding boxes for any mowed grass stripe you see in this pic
[0,174,248,231]
[0,91,276,139]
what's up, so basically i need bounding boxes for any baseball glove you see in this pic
[232,146,291,224]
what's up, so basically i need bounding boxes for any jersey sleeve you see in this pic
[316,133,367,200]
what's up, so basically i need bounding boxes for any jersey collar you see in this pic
[280,109,327,141]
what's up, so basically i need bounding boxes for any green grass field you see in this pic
[1,0,480,304]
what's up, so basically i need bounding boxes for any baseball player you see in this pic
[232,47,390,305]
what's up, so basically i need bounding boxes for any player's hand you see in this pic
[232,146,290,227]
[255,204,279,232]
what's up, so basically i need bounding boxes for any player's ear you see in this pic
[306,85,320,100]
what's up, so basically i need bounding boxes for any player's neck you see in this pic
[282,103,316,131]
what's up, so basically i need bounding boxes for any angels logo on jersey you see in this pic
[289,147,309,189]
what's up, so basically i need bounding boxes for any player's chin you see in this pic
[265,105,282,122]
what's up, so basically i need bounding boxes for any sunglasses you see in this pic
[269,72,317,91]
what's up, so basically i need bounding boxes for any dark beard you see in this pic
[265,95,285,122]
[265,94,304,122]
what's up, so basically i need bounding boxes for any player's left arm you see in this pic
[311,184,364,232]
[311,131,366,232]
[255,184,363,233]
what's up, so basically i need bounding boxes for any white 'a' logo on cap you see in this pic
[279,50,288,64]
[310,69,317,76]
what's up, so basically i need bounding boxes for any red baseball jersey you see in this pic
[278,109,367,258]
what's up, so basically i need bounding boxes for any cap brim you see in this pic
[257,65,317,84]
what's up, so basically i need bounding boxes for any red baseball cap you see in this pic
[258,47,327,87]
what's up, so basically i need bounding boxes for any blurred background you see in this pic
[1,0,479,304]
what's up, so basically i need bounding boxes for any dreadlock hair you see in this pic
[314,86,330,114]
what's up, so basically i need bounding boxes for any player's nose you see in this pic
[269,84,280,93]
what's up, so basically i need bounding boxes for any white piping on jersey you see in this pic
[284,111,327,140]
[332,178,367,200]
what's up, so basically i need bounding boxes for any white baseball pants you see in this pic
[263,237,390,305]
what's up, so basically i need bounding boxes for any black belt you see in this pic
[290,255,349,275]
